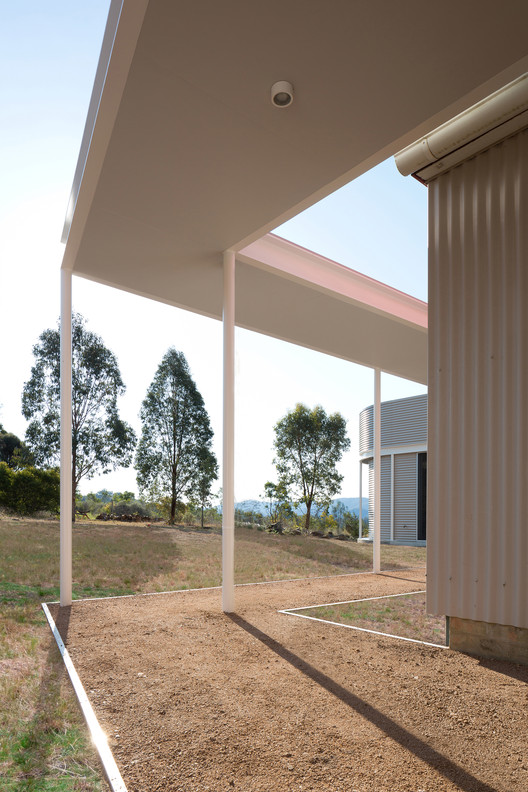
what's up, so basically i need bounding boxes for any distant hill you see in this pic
[235,497,368,518]
[329,497,368,517]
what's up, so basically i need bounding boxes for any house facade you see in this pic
[359,394,427,546]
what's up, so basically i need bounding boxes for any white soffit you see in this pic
[60,1,528,381]
[62,0,528,278]
[237,235,427,384]
[238,235,427,330]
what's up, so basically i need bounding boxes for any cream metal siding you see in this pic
[394,453,417,542]
[428,128,528,630]
[359,394,427,454]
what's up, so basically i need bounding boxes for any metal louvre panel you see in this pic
[368,461,374,539]
[428,128,528,630]
[380,455,391,540]
[360,394,427,454]
[394,453,417,541]
[367,457,391,540]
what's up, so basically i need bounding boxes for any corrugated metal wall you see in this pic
[394,453,417,542]
[359,407,372,455]
[428,128,528,630]
[359,394,427,453]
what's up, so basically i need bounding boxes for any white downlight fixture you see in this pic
[271,80,294,108]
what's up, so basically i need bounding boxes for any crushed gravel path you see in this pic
[49,570,528,792]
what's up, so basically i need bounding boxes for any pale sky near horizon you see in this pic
[0,1,427,502]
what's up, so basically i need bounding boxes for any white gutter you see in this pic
[395,73,528,183]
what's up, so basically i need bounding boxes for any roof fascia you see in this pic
[61,0,149,263]
[238,234,427,330]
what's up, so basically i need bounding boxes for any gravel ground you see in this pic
[49,570,528,792]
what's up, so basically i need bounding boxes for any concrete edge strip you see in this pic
[46,566,426,605]
[279,590,448,650]
[41,602,128,792]
[284,589,427,612]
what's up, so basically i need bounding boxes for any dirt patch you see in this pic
[48,571,528,792]
[0,656,33,680]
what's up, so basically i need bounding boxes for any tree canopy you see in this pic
[0,428,33,469]
[22,313,136,518]
[135,348,218,524]
[272,403,350,532]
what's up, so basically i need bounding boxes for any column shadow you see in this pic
[378,572,426,583]
[228,613,499,792]
[9,604,77,782]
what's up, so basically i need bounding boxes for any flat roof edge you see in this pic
[239,234,428,330]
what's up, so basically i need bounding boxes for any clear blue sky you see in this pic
[0,1,427,501]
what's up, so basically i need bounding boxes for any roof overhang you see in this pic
[60,0,528,381]
[237,235,427,383]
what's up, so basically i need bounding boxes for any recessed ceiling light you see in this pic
[271,81,294,108]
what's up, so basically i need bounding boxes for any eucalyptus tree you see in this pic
[273,403,350,532]
[22,313,136,519]
[194,447,218,528]
[135,348,217,524]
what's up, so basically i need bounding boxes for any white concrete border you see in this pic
[45,566,426,605]
[41,603,128,792]
[279,590,448,650]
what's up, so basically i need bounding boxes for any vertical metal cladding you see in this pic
[428,128,528,630]
[359,407,373,455]
[362,395,427,542]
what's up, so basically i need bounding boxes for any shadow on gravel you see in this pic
[229,613,500,792]
[378,571,426,583]
[473,656,528,684]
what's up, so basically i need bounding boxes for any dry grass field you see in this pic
[0,515,426,790]
[299,592,446,645]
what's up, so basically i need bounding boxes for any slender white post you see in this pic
[222,250,235,612]
[373,368,381,573]
[358,461,363,540]
[60,268,73,606]
[390,453,395,541]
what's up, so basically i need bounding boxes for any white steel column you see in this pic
[358,461,363,540]
[390,453,395,541]
[60,268,73,606]
[222,250,235,612]
[373,368,381,573]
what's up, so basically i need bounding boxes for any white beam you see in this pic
[60,268,73,606]
[373,368,381,573]
[222,251,235,612]
[238,235,428,330]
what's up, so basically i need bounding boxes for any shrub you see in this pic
[0,463,59,515]
[111,499,155,520]
[0,462,14,507]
